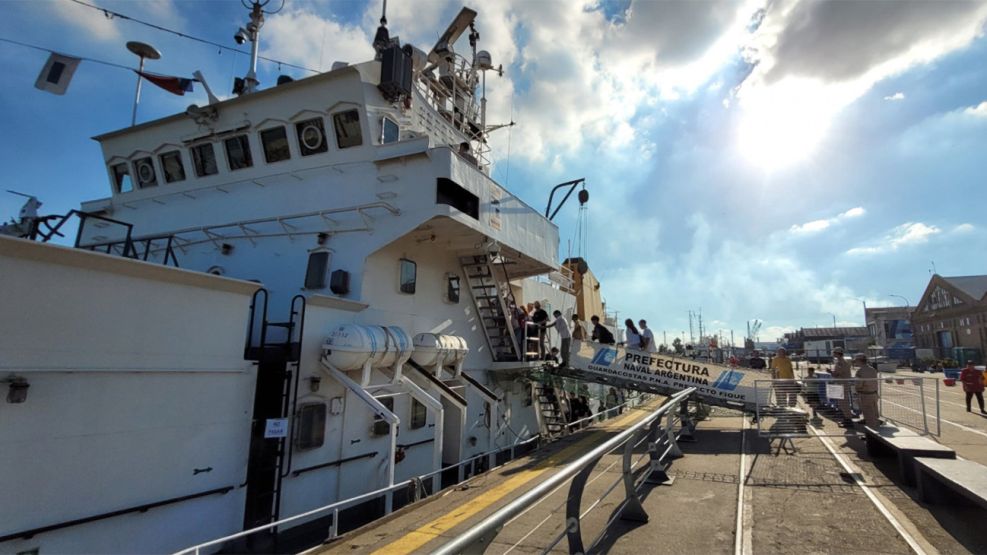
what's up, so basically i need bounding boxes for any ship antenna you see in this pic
[235,0,284,95]
[373,0,390,60]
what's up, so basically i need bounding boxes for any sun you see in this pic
[737,79,836,170]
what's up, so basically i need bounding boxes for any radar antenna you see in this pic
[234,0,284,95]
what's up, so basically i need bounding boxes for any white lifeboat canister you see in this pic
[411,333,468,375]
[323,324,412,374]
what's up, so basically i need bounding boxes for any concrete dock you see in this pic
[313,376,987,555]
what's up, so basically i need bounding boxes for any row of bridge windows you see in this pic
[109,109,381,194]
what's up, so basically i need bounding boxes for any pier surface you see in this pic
[315,373,987,555]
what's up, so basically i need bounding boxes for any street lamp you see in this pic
[888,294,911,307]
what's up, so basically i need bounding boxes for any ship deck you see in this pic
[311,369,987,555]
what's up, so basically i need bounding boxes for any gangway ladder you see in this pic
[242,290,306,529]
[533,383,567,437]
[460,254,522,362]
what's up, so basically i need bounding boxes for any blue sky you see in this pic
[1,0,986,344]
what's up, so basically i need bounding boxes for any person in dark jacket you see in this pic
[749,350,766,369]
[960,361,986,414]
[590,315,615,345]
[530,301,549,358]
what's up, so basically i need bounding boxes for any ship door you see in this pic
[243,360,290,529]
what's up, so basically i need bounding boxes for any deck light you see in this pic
[4,377,29,404]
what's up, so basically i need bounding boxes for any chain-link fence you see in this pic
[754,377,941,441]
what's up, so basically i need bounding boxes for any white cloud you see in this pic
[966,101,987,117]
[846,222,941,255]
[264,9,374,72]
[954,223,975,234]
[789,206,865,234]
[736,0,987,167]
[884,92,905,101]
[49,0,123,42]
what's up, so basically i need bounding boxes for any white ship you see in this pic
[0,4,625,553]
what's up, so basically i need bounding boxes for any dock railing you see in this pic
[754,377,941,443]
[433,387,697,555]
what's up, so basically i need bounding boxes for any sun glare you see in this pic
[737,79,837,170]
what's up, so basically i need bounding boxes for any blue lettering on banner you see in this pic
[712,370,743,391]
[591,348,618,366]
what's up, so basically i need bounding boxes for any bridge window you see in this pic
[111,163,133,193]
[333,109,362,148]
[296,117,328,156]
[134,157,157,189]
[296,402,326,451]
[447,274,461,304]
[399,258,416,294]
[261,126,291,163]
[224,134,253,171]
[381,116,399,144]
[191,143,218,177]
[372,396,394,435]
[410,398,427,429]
[159,151,186,183]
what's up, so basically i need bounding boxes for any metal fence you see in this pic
[754,377,941,443]
[433,388,698,555]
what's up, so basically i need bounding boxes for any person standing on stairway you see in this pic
[624,319,642,350]
[531,301,549,359]
[549,310,572,367]
[639,320,657,353]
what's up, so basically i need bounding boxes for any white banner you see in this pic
[563,341,772,411]
[825,383,845,400]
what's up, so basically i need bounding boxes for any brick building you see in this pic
[911,274,987,362]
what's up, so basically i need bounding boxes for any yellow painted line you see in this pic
[372,401,660,555]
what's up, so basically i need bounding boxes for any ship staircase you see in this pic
[533,382,568,437]
[242,290,307,531]
[459,254,526,362]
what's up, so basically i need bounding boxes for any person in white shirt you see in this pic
[624,319,642,350]
[639,319,658,353]
[550,310,571,366]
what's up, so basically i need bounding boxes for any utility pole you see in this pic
[688,311,694,345]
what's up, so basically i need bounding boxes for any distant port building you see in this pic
[783,326,870,361]
[911,274,987,363]
[865,306,914,359]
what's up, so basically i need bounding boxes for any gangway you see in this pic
[549,340,772,413]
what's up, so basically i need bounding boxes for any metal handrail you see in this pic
[433,387,697,554]
[174,435,544,555]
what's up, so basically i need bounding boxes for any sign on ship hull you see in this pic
[551,341,771,412]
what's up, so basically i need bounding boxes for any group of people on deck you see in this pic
[510,301,658,368]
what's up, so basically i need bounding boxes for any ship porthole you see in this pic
[301,124,324,151]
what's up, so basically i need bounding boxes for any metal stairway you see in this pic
[533,383,567,436]
[460,255,521,362]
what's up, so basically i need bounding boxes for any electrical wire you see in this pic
[65,0,319,74]
[0,36,135,72]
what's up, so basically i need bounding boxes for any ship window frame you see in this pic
[296,117,329,157]
[133,156,158,189]
[380,116,399,144]
[332,109,363,149]
[111,162,133,193]
[260,126,292,164]
[159,150,186,183]
[410,398,427,429]
[372,396,395,435]
[447,274,461,304]
[224,134,254,171]
[190,142,219,177]
[399,258,416,295]
[304,250,331,290]
[296,402,327,451]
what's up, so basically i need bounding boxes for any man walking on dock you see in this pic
[831,348,854,427]
[854,354,880,427]
[771,348,797,406]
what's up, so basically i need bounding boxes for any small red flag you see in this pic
[136,70,195,96]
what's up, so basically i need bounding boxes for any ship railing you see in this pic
[174,435,539,555]
[433,388,698,555]
[174,393,650,555]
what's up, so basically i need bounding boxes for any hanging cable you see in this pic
[65,0,319,74]
[0,36,137,72]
